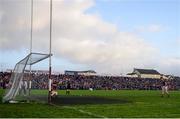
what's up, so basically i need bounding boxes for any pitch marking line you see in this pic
[63,106,107,118]
[51,103,107,118]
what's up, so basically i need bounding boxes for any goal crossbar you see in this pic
[17,52,52,65]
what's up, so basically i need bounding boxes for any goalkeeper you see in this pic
[19,80,28,96]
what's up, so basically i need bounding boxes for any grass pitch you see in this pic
[0,89,180,118]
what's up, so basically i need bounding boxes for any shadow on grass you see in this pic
[30,95,131,105]
[54,96,131,105]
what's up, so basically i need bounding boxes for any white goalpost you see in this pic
[3,0,53,103]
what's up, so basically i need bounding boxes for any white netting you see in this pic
[3,53,51,102]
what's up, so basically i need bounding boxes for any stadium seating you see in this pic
[0,72,180,90]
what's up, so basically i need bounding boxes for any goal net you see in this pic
[2,52,51,103]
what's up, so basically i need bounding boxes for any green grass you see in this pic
[0,89,180,118]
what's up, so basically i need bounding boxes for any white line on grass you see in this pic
[63,106,107,118]
[51,103,107,118]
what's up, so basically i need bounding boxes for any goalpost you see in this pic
[3,0,53,103]
[3,53,51,102]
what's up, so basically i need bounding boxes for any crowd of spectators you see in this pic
[51,74,180,90]
[1,72,180,90]
[0,72,11,89]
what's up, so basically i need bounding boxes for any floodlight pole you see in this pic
[48,0,52,103]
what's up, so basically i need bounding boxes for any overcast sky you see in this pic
[0,0,180,76]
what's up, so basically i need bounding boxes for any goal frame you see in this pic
[2,52,52,103]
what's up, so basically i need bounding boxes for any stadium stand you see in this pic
[0,72,180,90]
[127,68,161,79]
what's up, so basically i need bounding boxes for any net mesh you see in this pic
[3,53,51,102]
